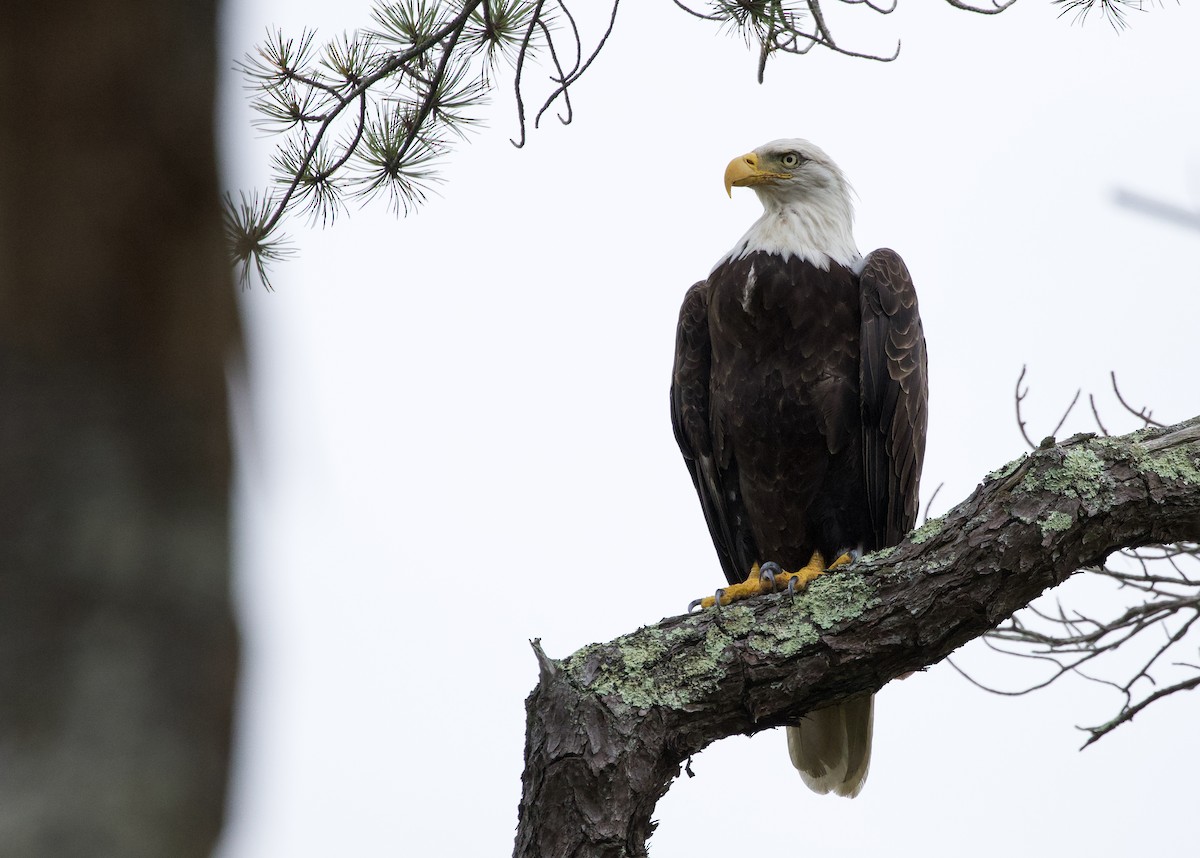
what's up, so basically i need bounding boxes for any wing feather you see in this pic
[671,281,745,586]
[858,249,929,549]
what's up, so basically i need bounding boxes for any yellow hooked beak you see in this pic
[723,152,788,197]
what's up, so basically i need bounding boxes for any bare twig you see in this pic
[1014,365,1036,449]
[1111,372,1165,428]
[1114,188,1200,233]
[1051,387,1082,439]
[530,0,620,133]
[921,481,944,525]
[945,0,1019,12]
[965,369,1198,747]
[1088,393,1110,436]
[1082,675,1200,747]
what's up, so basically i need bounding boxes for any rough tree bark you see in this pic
[0,2,238,855]
[513,418,1200,858]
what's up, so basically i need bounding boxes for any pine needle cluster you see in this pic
[1052,0,1175,31]
[226,0,550,288]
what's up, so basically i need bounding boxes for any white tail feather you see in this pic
[786,695,874,798]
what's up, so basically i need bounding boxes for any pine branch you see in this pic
[228,0,522,286]
[226,0,1199,287]
[228,0,1032,286]
[514,417,1200,857]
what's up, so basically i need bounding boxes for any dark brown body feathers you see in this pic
[671,248,927,589]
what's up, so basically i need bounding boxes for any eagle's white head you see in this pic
[717,138,860,272]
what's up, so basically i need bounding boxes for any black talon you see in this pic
[759,561,781,590]
[787,576,799,600]
[713,588,725,612]
[687,598,704,613]
[836,547,862,567]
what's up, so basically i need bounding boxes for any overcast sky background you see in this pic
[214,2,1200,855]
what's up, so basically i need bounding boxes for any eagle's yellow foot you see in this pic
[764,550,824,594]
[688,551,859,612]
[775,550,856,594]
[828,551,855,570]
[694,562,771,610]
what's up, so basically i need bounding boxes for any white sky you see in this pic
[215,2,1200,855]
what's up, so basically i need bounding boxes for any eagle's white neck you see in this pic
[717,183,860,272]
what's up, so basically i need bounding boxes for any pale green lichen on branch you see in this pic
[560,570,880,712]
[1048,447,1109,498]
[1022,446,1111,500]
[745,573,881,658]
[865,544,899,562]
[909,516,945,544]
[1039,510,1074,536]
[800,572,879,630]
[1133,442,1200,485]
[986,455,1026,482]
[562,611,738,712]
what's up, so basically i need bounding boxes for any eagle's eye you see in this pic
[781,152,802,168]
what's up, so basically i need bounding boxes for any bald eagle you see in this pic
[670,139,928,798]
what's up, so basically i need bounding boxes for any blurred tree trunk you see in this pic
[0,2,239,856]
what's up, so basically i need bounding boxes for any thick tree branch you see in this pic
[513,417,1200,858]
